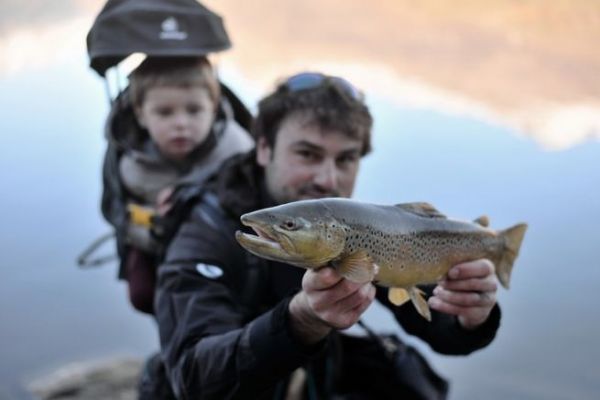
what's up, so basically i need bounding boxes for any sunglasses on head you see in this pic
[283,72,364,101]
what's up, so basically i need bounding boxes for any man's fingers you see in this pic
[317,283,376,329]
[428,296,465,316]
[432,286,496,307]
[447,259,495,280]
[438,277,498,292]
[312,282,374,314]
[430,260,498,330]
[303,268,375,329]
[303,267,343,291]
[334,283,376,312]
[429,296,490,316]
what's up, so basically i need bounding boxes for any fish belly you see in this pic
[375,260,451,287]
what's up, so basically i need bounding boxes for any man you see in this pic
[153,72,501,399]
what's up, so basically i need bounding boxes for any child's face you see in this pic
[136,85,216,161]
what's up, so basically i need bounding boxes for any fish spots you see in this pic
[400,231,487,264]
[344,225,399,265]
[342,226,492,270]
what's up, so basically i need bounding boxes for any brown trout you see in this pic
[235,198,527,321]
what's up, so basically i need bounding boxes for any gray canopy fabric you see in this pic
[87,0,231,77]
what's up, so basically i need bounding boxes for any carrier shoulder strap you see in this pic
[152,186,243,265]
[151,184,209,258]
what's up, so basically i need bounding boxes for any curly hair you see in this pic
[252,74,373,156]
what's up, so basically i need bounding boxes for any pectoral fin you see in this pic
[333,251,377,283]
[409,287,432,321]
[388,287,410,306]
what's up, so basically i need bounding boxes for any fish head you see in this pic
[235,200,347,268]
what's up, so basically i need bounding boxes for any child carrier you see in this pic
[79,0,253,281]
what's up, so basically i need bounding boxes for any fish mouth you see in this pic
[235,228,282,251]
[236,215,283,252]
[237,213,311,267]
[236,213,332,269]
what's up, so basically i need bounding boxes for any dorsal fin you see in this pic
[474,215,490,227]
[395,202,446,219]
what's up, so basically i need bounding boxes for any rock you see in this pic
[28,358,143,400]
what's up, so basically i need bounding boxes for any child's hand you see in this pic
[156,187,175,216]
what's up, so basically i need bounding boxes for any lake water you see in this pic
[0,59,598,399]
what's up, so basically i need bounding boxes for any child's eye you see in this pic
[155,107,173,117]
[187,105,204,114]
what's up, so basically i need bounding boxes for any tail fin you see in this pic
[496,223,528,289]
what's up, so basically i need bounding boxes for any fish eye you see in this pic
[281,220,297,230]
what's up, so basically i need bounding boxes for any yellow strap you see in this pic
[127,204,155,228]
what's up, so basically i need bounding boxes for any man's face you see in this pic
[257,112,363,205]
[136,85,216,161]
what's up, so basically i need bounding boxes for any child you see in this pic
[102,56,254,314]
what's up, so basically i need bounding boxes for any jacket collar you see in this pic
[211,150,276,218]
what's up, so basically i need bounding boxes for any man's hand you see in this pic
[428,259,498,330]
[288,267,376,345]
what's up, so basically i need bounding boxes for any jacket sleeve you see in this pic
[154,205,324,400]
[376,286,501,355]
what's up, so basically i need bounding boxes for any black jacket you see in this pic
[154,152,501,400]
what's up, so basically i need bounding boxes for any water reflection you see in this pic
[1,0,599,149]
[206,0,600,150]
